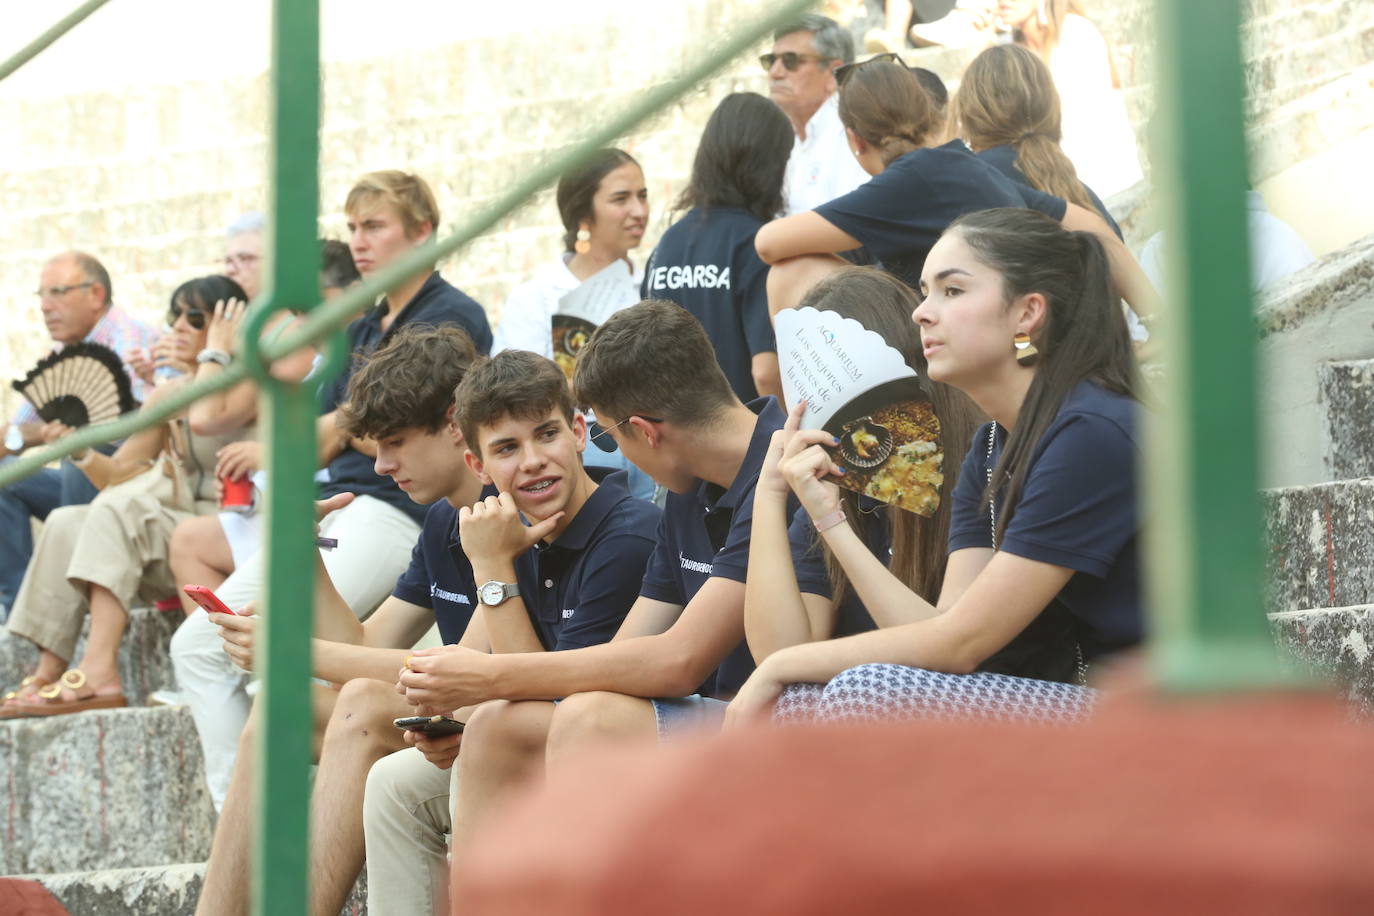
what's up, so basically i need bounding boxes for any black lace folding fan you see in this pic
[12,342,138,428]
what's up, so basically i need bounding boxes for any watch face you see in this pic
[4,427,22,451]
[479,581,505,605]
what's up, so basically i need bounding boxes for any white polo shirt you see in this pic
[782,93,873,215]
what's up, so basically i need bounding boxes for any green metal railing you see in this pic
[0,0,1292,911]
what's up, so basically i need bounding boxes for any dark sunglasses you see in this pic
[588,415,664,453]
[168,305,209,330]
[834,52,903,87]
[758,51,830,72]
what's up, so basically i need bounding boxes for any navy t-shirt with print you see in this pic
[947,380,1142,672]
[788,501,893,639]
[506,470,661,651]
[319,272,492,524]
[814,140,1068,289]
[637,397,790,698]
[976,145,1122,239]
[641,207,776,403]
[390,486,497,645]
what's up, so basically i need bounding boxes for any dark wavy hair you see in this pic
[168,275,248,315]
[673,92,793,222]
[948,208,1138,543]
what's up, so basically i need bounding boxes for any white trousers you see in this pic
[363,747,457,916]
[170,494,420,809]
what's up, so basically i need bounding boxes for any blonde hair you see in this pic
[953,44,1097,212]
[344,170,440,240]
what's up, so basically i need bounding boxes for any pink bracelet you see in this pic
[811,508,847,533]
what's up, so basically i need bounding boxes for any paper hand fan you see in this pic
[12,342,139,428]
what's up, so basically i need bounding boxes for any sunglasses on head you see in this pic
[588,414,664,453]
[168,304,209,330]
[834,52,904,87]
[758,51,830,72]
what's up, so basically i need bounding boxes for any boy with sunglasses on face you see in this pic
[392,301,794,899]
[763,13,871,214]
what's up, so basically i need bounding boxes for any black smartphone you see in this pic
[393,714,465,737]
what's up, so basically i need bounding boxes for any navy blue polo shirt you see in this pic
[319,271,492,524]
[637,397,790,698]
[788,500,892,639]
[641,207,776,402]
[814,139,1068,289]
[508,470,661,651]
[976,145,1122,239]
[947,380,1142,674]
[390,485,497,645]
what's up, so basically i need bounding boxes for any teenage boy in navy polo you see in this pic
[393,300,790,879]
[171,170,494,814]
[360,348,660,916]
[194,326,489,916]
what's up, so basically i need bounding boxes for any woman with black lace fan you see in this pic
[1,275,259,718]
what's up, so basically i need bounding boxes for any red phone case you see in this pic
[183,584,237,616]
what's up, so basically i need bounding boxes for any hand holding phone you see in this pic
[393,714,465,737]
[184,584,237,616]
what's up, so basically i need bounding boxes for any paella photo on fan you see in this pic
[822,376,943,517]
[551,314,597,380]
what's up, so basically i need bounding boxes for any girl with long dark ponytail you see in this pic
[728,208,1143,726]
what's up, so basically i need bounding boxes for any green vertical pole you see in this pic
[252,0,321,913]
[1147,0,1283,689]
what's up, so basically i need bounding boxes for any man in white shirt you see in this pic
[766,14,872,215]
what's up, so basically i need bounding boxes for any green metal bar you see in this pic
[0,0,115,83]
[1147,0,1284,688]
[250,0,322,911]
[0,0,816,494]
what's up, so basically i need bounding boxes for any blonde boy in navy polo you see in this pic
[394,301,794,889]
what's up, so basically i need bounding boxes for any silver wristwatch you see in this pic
[196,348,232,367]
[4,425,23,453]
[477,580,520,607]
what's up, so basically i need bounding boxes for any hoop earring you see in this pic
[574,222,592,255]
[1013,332,1039,366]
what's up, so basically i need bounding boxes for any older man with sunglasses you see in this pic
[763,14,872,215]
[0,251,157,621]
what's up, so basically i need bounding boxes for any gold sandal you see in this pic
[14,669,127,717]
[0,674,54,719]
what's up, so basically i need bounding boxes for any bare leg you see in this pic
[308,678,413,916]
[543,691,658,772]
[196,683,338,916]
[766,254,849,320]
[65,583,127,697]
[170,516,236,616]
[887,0,914,34]
[453,699,555,851]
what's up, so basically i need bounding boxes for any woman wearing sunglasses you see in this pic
[755,60,1157,326]
[1,275,262,718]
[729,207,1143,727]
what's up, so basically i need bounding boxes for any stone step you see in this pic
[21,863,368,915]
[0,706,212,876]
[1270,604,1374,713]
[1321,359,1374,481]
[0,604,181,706]
[1261,477,1374,615]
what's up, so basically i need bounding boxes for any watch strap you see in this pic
[811,508,847,533]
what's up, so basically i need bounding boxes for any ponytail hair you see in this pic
[556,148,640,253]
[953,44,1096,212]
[947,208,1137,543]
[837,62,941,167]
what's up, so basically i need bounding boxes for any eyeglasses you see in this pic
[224,253,260,269]
[35,282,94,300]
[834,52,904,87]
[168,305,209,331]
[588,414,663,453]
[759,51,829,72]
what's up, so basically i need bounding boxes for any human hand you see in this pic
[459,492,563,565]
[40,421,75,445]
[758,400,806,499]
[395,645,494,710]
[212,603,258,672]
[215,441,263,481]
[125,347,156,386]
[206,297,248,355]
[315,491,354,525]
[778,426,845,521]
[152,333,195,377]
[402,726,464,770]
[722,656,789,729]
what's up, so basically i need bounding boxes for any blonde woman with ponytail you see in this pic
[755,59,1158,325]
[954,43,1122,238]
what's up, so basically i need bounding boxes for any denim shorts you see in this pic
[649,694,728,741]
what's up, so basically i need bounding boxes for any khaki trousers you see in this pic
[363,746,457,916]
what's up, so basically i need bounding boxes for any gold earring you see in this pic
[1013,332,1039,366]
[574,222,592,255]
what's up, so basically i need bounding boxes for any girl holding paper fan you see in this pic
[753,59,1157,324]
[728,208,1142,726]
[1,275,259,718]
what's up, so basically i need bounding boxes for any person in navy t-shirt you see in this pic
[753,59,1158,325]
[728,208,1143,727]
[394,302,797,867]
[642,92,793,403]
